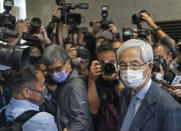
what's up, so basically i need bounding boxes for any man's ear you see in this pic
[21,88,31,98]
[148,62,154,71]
[168,52,173,62]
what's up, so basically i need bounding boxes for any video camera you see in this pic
[0,27,19,40]
[0,27,30,71]
[122,28,151,41]
[90,5,112,31]
[54,0,89,26]
[0,0,16,30]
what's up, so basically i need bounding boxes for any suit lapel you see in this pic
[129,82,157,130]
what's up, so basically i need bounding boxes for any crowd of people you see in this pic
[0,2,181,131]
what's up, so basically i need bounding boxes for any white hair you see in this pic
[117,39,153,64]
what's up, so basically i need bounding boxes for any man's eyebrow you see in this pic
[119,59,141,64]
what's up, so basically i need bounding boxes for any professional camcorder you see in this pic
[0,27,19,40]
[54,0,89,26]
[0,43,30,71]
[0,0,16,30]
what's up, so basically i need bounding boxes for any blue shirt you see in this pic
[134,79,152,100]
[5,98,58,131]
[132,79,152,116]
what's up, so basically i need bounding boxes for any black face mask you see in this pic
[28,88,48,105]
[29,56,42,63]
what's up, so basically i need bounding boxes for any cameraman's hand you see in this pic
[15,20,29,34]
[33,26,51,46]
[109,24,118,34]
[169,89,181,98]
[141,12,158,29]
[89,60,102,81]
[152,64,164,80]
[67,47,77,59]
[8,20,29,45]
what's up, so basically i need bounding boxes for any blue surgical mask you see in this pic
[51,63,69,83]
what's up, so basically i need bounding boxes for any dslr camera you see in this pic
[90,5,112,31]
[131,10,150,28]
[122,28,151,41]
[0,0,16,30]
[22,17,42,43]
[152,55,168,73]
[76,46,91,60]
[101,61,117,76]
[54,0,89,26]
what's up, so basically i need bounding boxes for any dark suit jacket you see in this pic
[118,80,181,131]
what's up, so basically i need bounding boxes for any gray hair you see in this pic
[42,44,69,66]
[117,39,153,63]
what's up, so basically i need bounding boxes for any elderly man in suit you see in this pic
[117,39,181,131]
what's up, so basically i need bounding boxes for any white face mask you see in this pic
[120,65,149,88]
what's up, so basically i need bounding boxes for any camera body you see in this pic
[100,5,111,31]
[89,5,112,31]
[122,28,151,41]
[21,17,42,43]
[0,0,16,30]
[55,1,88,26]
[132,10,150,25]
[76,46,90,60]
[152,55,168,73]
[101,61,116,76]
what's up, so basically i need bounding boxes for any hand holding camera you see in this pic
[67,47,77,59]
[109,24,118,34]
[141,12,158,29]
[89,60,102,81]
[15,20,29,35]
[33,25,51,47]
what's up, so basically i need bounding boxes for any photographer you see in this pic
[88,44,123,131]
[141,12,176,58]
[91,20,120,40]
[153,42,176,83]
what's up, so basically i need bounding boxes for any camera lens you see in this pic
[102,62,116,75]
[0,44,30,71]
[30,17,42,34]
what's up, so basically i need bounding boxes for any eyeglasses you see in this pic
[118,62,147,70]
[46,64,65,74]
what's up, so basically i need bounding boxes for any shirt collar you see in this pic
[132,79,152,100]
[9,98,39,111]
